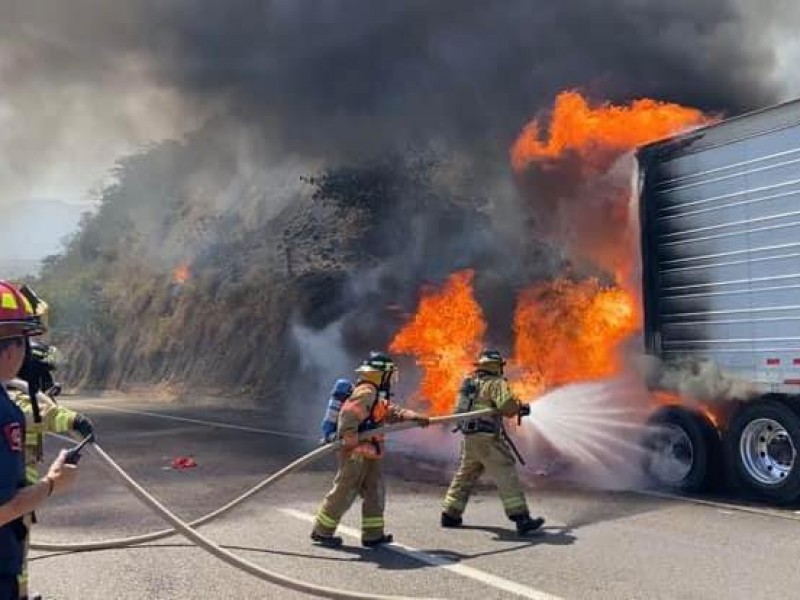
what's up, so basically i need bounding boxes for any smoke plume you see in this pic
[1,0,795,212]
[5,1,799,402]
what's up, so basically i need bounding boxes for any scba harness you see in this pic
[321,378,390,456]
[454,374,501,435]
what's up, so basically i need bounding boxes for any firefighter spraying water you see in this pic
[441,349,544,535]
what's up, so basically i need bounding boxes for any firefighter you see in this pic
[311,352,430,548]
[0,281,77,600]
[7,385,93,599]
[441,348,545,535]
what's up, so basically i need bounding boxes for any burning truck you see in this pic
[390,92,800,505]
[637,97,800,504]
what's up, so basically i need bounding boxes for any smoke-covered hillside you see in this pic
[17,0,798,404]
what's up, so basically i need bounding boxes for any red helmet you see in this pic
[0,280,45,340]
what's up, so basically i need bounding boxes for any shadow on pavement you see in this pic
[422,525,576,561]
[30,541,439,571]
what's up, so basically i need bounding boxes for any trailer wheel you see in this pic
[641,406,720,492]
[726,399,800,504]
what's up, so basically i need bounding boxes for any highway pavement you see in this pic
[26,392,800,600]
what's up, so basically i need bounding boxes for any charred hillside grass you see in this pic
[34,127,484,402]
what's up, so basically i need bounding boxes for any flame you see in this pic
[389,270,485,415]
[173,263,191,285]
[510,91,712,281]
[510,278,639,399]
[392,92,713,415]
[652,390,723,429]
[510,90,709,172]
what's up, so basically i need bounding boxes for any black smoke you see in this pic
[8,0,798,400]
[1,1,790,165]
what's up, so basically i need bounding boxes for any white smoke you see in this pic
[636,354,758,404]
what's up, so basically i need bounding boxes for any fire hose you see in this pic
[31,408,497,599]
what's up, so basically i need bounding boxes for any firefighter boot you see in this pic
[440,512,463,528]
[511,513,545,536]
[362,533,393,547]
[310,531,343,548]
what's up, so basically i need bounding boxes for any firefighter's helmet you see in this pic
[474,348,506,374]
[0,281,45,340]
[19,284,50,331]
[355,351,397,389]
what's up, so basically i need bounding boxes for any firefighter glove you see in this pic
[73,414,96,441]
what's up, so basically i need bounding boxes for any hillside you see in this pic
[33,121,542,405]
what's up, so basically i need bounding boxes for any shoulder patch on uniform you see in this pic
[3,422,22,452]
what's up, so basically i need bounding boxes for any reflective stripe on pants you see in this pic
[313,453,386,541]
[442,433,530,518]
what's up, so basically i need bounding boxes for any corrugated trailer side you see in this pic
[636,99,800,503]
[638,99,800,394]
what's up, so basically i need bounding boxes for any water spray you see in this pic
[517,379,652,489]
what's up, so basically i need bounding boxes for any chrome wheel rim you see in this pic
[740,418,796,486]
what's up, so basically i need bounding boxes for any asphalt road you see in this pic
[26,392,800,600]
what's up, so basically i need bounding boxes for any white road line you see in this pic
[70,401,315,442]
[279,508,563,600]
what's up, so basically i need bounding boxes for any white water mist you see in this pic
[516,377,653,490]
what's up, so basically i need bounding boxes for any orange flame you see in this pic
[652,390,723,428]
[510,90,709,172]
[392,92,712,414]
[511,91,712,282]
[173,263,191,285]
[510,277,639,400]
[389,270,485,415]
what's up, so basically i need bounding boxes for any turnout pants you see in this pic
[443,433,529,519]
[313,453,386,542]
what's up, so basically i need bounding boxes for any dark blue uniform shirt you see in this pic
[0,385,26,577]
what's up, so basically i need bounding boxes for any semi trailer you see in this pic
[637,97,800,503]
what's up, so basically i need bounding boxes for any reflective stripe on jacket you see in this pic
[8,390,77,482]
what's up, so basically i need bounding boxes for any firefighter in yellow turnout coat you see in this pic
[312,352,429,548]
[441,349,545,535]
[6,378,93,600]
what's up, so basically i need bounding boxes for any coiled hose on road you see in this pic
[32,408,496,600]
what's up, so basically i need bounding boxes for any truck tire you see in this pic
[726,399,800,504]
[641,406,720,493]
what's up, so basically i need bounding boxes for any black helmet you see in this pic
[474,348,506,374]
[355,351,397,392]
[356,351,396,374]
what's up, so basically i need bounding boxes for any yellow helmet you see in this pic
[355,351,397,389]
